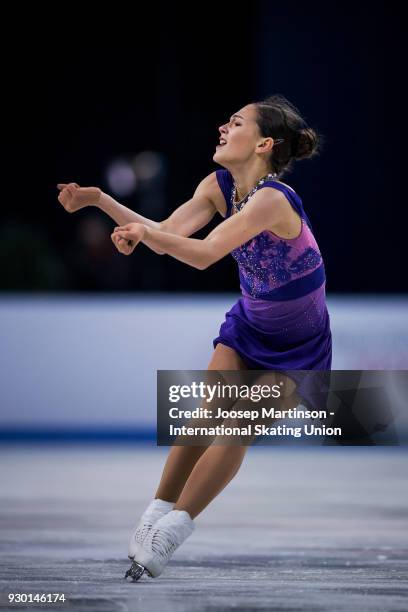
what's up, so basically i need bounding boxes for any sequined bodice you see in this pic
[231,219,323,298]
[216,169,325,300]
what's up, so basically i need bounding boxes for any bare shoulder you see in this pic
[242,186,296,227]
[246,185,288,213]
[194,171,227,218]
[246,186,301,238]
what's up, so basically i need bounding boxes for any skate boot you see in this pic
[128,498,174,561]
[124,509,195,581]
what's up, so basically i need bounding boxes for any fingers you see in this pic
[113,223,133,232]
[111,232,134,255]
[58,189,74,213]
[117,243,132,255]
[114,229,138,242]
[112,235,123,247]
[58,192,69,205]
[66,184,78,196]
[115,230,133,240]
[57,182,79,191]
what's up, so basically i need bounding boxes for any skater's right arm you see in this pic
[57,173,221,255]
[57,183,166,254]
[98,172,220,255]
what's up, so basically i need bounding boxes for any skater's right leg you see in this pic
[128,498,175,559]
[154,446,210,502]
[126,345,247,579]
[154,344,248,502]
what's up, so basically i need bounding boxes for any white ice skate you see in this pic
[124,509,195,581]
[128,498,174,561]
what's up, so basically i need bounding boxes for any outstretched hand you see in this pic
[111,223,146,256]
[57,183,102,213]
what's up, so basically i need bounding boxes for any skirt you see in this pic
[213,284,332,413]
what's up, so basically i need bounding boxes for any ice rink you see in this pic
[1,295,407,610]
[1,445,407,611]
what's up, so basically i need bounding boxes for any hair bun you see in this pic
[293,127,319,160]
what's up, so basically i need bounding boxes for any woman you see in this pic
[57,94,332,580]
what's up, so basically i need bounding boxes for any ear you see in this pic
[256,137,274,153]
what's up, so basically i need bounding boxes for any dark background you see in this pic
[2,3,405,293]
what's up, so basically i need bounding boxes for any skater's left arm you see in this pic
[112,189,288,269]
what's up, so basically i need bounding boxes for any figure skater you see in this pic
[57,94,332,581]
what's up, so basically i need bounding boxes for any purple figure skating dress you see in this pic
[213,169,332,411]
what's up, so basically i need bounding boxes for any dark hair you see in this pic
[254,94,323,177]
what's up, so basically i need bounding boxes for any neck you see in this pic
[229,162,273,201]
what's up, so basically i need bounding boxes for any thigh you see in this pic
[205,351,300,446]
[207,345,298,401]
[173,344,247,445]
[207,343,248,371]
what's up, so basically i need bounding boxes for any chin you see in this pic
[213,150,230,166]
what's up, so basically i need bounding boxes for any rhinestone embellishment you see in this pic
[231,172,277,213]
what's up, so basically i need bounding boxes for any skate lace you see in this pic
[149,525,179,559]
[134,521,153,544]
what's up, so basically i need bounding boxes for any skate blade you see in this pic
[124,560,152,581]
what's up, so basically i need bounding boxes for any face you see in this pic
[213,104,266,167]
